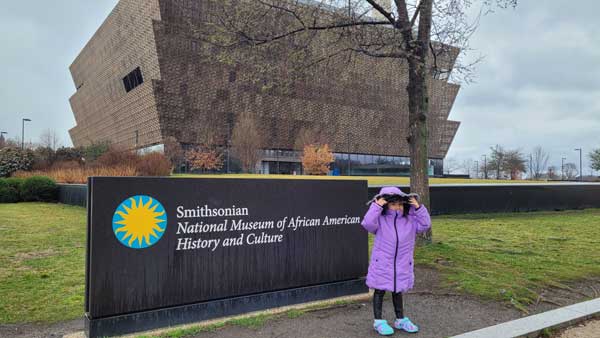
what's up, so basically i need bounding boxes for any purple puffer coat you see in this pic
[362,187,432,293]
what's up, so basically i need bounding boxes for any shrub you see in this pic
[32,147,57,170]
[136,152,172,176]
[185,147,223,172]
[83,141,110,163]
[94,147,139,168]
[0,147,34,177]
[55,146,84,164]
[302,144,334,175]
[14,165,137,184]
[20,176,58,202]
[0,178,21,203]
[51,160,82,170]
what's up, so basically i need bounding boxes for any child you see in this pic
[361,186,432,336]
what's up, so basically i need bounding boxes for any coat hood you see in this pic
[366,186,420,205]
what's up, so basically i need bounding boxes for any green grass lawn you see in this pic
[0,203,86,323]
[413,209,600,312]
[1,203,598,324]
[173,173,552,186]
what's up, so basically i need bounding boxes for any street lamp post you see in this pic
[575,148,582,182]
[561,157,566,181]
[21,118,31,150]
[482,155,487,179]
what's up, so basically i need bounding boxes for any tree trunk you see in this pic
[408,0,433,245]
[408,59,432,245]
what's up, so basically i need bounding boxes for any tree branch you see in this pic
[365,0,396,24]
[241,20,393,45]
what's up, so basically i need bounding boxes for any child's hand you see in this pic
[376,197,388,206]
[408,197,420,209]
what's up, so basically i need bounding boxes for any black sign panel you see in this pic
[87,177,368,319]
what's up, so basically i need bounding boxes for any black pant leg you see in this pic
[373,289,386,319]
[392,292,404,319]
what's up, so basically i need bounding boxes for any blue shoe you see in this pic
[394,317,419,333]
[374,319,394,336]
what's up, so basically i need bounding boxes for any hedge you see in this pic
[0,176,58,203]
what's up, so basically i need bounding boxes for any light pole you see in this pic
[561,157,566,181]
[21,118,31,150]
[575,148,582,182]
[482,154,487,179]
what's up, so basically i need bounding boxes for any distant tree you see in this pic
[186,147,223,173]
[444,157,460,175]
[564,162,578,180]
[302,144,334,175]
[460,159,473,177]
[488,145,506,179]
[0,134,6,149]
[547,166,558,180]
[589,148,600,172]
[503,149,527,180]
[39,129,61,150]
[164,136,185,172]
[531,146,549,180]
[5,138,20,148]
[231,113,263,173]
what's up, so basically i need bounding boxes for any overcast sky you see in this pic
[1,1,598,175]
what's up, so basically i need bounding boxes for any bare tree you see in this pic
[39,129,61,150]
[564,162,578,180]
[460,158,473,177]
[164,136,185,172]
[206,0,516,243]
[231,112,264,173]
[531,146,549,180]
[443,157,460,175]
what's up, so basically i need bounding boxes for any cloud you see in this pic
[0,0,119,147]
[447,0,600,174]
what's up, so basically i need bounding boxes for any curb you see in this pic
[450,298,600,338]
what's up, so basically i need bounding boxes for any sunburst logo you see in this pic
[112,195,167,249]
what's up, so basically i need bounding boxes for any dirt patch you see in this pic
[13,249,57,263]
[527,278,600,314]
[553,318,600,338]
[0,318,82,338]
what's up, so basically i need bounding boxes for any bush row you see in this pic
[0,176,58,203]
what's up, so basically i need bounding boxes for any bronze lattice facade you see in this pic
[69,0,460,175]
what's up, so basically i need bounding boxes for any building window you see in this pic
[123,67,144,93]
